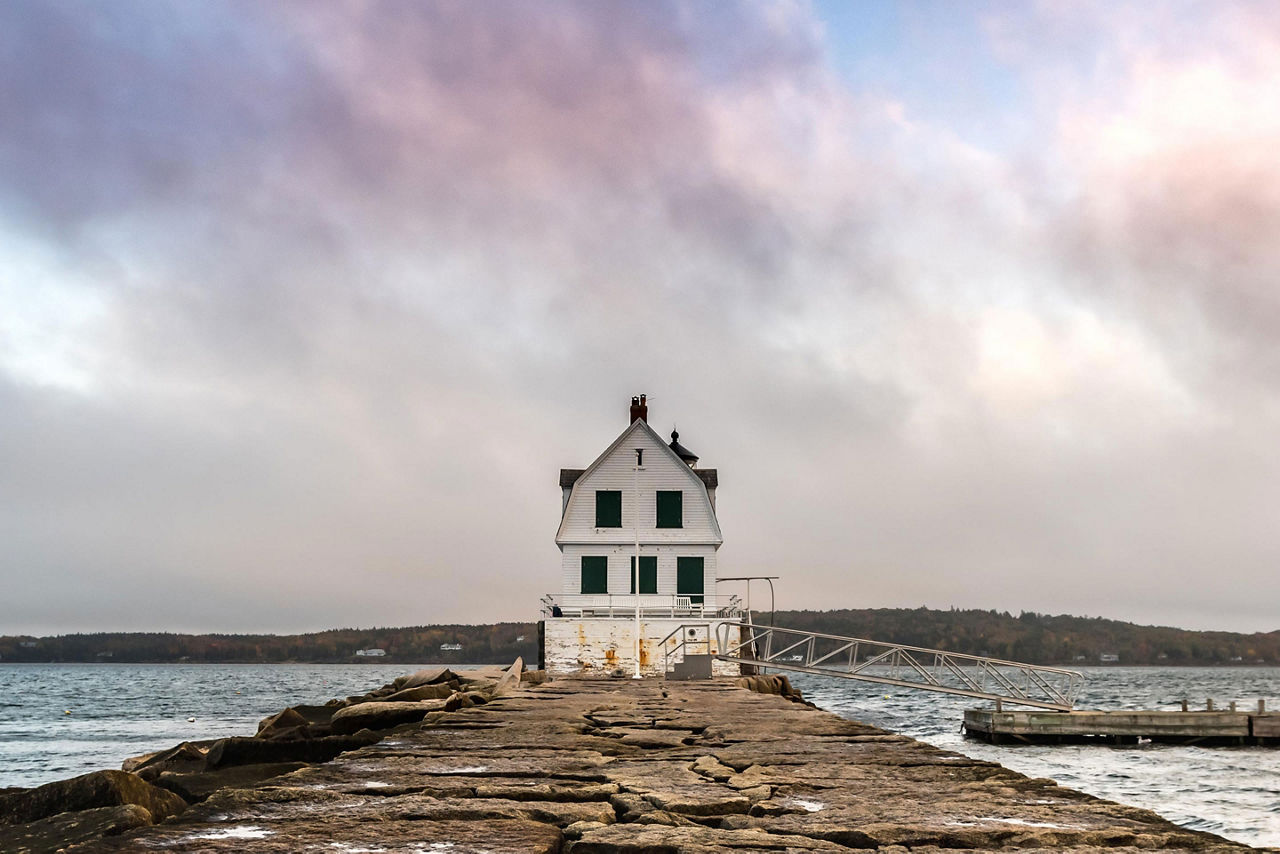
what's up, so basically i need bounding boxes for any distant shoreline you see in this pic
[3,606,1277,667]
[3,660,1277,668]
[0,660,514,666]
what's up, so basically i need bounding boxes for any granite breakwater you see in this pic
[2,667,1269,853]
[0,662,526,852]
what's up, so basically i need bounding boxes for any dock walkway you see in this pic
[965,707,1280,746]
[93,679,1257,852]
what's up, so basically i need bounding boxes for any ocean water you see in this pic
[0,664,1276,847]
[0,663,422,788]
[792,666,1280,848]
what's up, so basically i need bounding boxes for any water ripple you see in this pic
[794,666,1280,849]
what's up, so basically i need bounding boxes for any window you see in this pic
[580,556,608,594]
[629,555,657,594]
[656,490,682,528]
[595,490,622,528]
[676,556,704,604]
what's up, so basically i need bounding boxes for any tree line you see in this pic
[763,608,1280,666]
[2,608,1276,666]
[0,623,539,664]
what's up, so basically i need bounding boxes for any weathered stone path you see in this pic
[87,679,1258,852]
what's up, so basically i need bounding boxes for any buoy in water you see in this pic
[64,710,72,715]
[187,717,196,722]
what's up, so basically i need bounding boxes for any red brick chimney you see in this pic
[629,394,648,423]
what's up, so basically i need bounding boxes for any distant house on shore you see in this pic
[541,395,742,677]
[354,648,386,657]
[440,643,463,652]
[1099,653,1119,663]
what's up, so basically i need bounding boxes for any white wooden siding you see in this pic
[556,420,721,547]
[559,544,717,597]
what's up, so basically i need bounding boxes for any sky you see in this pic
[3,1,1279,636]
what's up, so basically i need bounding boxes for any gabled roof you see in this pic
[555,417,722,544]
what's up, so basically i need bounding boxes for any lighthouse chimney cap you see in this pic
[629,394,649,423]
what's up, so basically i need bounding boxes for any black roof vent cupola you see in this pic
[669,428,698,467]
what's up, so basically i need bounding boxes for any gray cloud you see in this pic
[2,2,1278,634]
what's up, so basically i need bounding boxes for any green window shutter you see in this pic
[581,556,608,594]
[656,490,682,528]
[595,490,622,528]
[676,556,704,604]
[629,556,658,594]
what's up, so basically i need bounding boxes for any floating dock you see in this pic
[964,707,1280,745]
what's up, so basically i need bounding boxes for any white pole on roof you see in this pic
[634,448,645,681]
[633,446,643,679]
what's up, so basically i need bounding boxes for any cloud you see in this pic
[1041,4,1280,394]
[1,1,1279,634]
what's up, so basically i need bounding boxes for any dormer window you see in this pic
[656,490,682,528]
[595,490,622,528]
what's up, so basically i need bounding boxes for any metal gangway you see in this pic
[709,620,1084,711]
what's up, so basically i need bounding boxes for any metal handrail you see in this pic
[713,621,1084,710]
[540,593,743,619]
[660,622,714,675]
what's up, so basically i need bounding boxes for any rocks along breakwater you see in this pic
[3,668,1267,853]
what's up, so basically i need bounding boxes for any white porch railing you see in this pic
[541,593,742,619]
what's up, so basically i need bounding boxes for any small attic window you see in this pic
[595,490,622,528]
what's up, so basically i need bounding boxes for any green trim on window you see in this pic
[629,555,657,594]
[581,556,608,594]
[595,490,622,528]
[656,490,682,528]
[676,556,704,604]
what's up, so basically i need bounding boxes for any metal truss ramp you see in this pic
[716,621,1083,711]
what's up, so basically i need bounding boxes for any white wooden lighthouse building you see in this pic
[541,396,743,676]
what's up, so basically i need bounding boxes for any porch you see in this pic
[541,593,742,619]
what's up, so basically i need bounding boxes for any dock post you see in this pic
[995,699,1002,712]
[1180,700,1188,712]
[1207,699,1214,711]
[1260,699,1267,713]
[1229,701,1237,712]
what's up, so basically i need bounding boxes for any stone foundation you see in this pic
[542,617,741,677]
